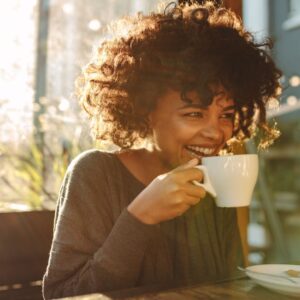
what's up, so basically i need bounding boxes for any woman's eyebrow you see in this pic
[222,105,236,111]
[177,103,204,109]
[178,104,236,110]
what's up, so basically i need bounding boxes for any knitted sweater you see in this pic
[43,149,242,299]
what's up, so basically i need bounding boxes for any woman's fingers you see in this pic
[184,194,202,206]
[184,182,206,198]
[174,196,202,217]
[128,159,206,224]
[174,167,204,184]
[173,158,199,172]
[174,203,190,217]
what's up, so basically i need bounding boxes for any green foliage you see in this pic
[13,143,44,208]
[0,140,81,210]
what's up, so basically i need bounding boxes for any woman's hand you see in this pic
[127,158,206,224]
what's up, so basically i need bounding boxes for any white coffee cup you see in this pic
[193,154,259,207]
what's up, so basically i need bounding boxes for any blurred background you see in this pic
[0,0,299,265]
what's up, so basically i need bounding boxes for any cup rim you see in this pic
[202,153,258,160]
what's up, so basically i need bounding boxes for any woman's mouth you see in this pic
[185,145,216,158]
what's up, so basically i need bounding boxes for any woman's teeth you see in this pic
[185,145,215,156]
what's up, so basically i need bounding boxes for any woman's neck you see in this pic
[116,148,168,185]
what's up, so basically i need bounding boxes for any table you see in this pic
[59,276,297,300]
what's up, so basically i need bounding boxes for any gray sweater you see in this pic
[43,149,242,299]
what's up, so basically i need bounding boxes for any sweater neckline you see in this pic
[111,152,146,189]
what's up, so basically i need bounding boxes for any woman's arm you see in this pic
[43,151,158,299]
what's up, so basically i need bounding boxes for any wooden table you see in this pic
[59,276,297,300]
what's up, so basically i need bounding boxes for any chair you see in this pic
[0,210,54,300]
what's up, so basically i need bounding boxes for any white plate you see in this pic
[245,264,300,297]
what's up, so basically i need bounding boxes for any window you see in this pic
[290,0,300,17]
[283,0,300,30]
[0,0,166,212]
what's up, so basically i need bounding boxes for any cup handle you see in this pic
[193,165,217,198]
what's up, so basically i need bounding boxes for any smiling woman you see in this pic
[43,1,282,299]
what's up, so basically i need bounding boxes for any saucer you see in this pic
[245,264,300,297]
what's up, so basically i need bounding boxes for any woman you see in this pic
[43,1,281,298]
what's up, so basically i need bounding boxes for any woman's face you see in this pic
[148,87,235,170]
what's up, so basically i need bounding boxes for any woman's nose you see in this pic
[200,118,222,141]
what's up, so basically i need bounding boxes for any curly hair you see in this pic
[77,1,282,149]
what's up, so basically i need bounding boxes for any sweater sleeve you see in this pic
[42,151,158,299]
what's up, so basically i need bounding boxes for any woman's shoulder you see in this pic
[67,149,118,175]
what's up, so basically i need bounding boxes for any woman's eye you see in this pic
[184,112,203,118]
[220,112,235,121]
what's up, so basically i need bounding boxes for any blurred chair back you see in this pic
[0,210,54,286]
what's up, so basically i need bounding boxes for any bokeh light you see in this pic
[62,3,74,15]
[287,95,298,106]
[289,75,300,87]
[88,19,102,31]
